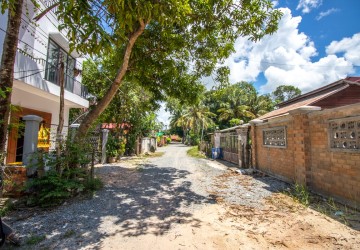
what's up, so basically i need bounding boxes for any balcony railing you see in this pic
[67,78,88,99]
[45,64,88,99]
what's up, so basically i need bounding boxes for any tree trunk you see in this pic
[76,20,147,139]
[0,0,24,155]
[56,61,65,174]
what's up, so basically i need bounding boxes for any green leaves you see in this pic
[272,85,302,104]
[54,0,282,136]
[0,87,11,98]
[53,0,281,64]
[203,81,275,128]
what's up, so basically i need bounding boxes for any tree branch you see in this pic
[76,19,149,137]
[33,2,59,21]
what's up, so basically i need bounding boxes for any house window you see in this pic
[263,127,286,148]
[329,117,360,151]
[45,39,75,92]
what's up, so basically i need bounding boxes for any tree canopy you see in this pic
[47,0,283,136]
[272,85,302,104]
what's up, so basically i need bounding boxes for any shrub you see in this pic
[26,139,103,207]
[27,169,104,207]
[187,146,206,158]
[106,134,119,157]
[84,177,103,192]
[26,169,85,207]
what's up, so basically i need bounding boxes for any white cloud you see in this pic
[296,0,322,14]
[326,33,360,65]
[156,102,170,126]
[316,8,339,20]
[221,7,355,94]
[261,55,352,93]
[272,1,279,7]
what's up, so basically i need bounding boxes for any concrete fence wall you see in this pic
[251,103,360,207]
[140,137,157,154]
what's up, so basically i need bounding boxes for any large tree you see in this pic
[203,81,274,128]
[49,0,282,138]
[272,85,302,104]
[0,0,25,154]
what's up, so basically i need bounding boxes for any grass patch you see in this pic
[285,183,311,206]
[63,230,76,238]
[187,146,206,158]
[84,177,103,192]
[284,184,360,229]
[310,197,360,227]
[0,199,15,217]
[143,152,165,158]
[26,234,46,245]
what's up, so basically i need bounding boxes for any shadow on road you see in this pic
[10,163,212,249]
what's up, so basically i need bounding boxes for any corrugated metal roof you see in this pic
[258,81,350,120]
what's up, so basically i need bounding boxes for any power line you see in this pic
[0,26,82,69]
[29,2,83,68]
[20,15,48,42]
[0,27,48,58]
[14,69,45,80]
[14,68,45,73]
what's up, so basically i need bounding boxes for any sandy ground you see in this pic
[97,144,360,250]
[5,143,360,249]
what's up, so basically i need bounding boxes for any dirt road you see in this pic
[6,143,360,249]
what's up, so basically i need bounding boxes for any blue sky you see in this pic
[216,0,360,93]
[157,0,360,125]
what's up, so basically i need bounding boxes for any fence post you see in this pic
[249,119,264,169]
[69,123,80,142]
[236,124,250,168]
[22,115,42,174]
[101,129,109,164]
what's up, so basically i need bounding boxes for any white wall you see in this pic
[0,0,88,109]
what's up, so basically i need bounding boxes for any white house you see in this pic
[0,0,89,163]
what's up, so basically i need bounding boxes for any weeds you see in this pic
[142,152,165,158]
[63,230,75,238]
[312,197,355,226]
[0,199,14,216]
[285,183,310,206]
[187,146,206,158]
[26,169,104,207]
[84,177,103,192]
[26,234,46,245]
[285,185,359,228]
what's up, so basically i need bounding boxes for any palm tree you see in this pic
[176,103,215,144]
[217,103,255,123]
[247,94,274,118]
[170,110,187,143]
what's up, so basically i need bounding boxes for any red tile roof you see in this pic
[101,123,130,129]
[258,77,360,120]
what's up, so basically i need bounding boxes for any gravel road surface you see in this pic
[4,143,359,249]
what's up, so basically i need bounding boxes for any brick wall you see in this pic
[252,118,296,183]
[308,104,360,206]
[252,103,360,206]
